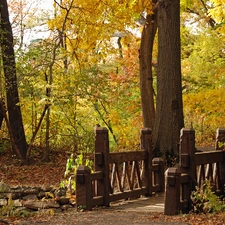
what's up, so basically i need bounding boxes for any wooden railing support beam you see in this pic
[153,158,165,192]
[76,165,92,210]
[94,127,110,207]
[164,167,181,215]
[140,128,153,196]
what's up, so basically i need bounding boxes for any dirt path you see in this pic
[5,210,189,225]
[3,197,225,225]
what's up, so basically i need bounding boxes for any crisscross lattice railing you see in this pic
[76,127,164,210]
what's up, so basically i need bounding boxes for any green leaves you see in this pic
[191,180,225,213]
[62,154,93,193]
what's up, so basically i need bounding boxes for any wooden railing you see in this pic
[76,127,164,210]
[164,128,225,215]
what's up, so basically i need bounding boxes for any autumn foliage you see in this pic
[0,0,224,160]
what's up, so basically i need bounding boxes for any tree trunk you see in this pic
[43,71,52,162]
[43,107,50,162]
[139,3,158,129]
[153,0,184,165]
[0,98,4,128]
[0,0,27,159]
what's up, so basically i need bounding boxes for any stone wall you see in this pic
[0,182,75,216]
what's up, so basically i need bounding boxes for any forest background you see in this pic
[0,0,225,163]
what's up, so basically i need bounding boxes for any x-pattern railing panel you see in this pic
[109,159,145,194]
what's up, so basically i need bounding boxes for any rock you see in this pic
[23,187,40,195]
[41,185,53,192]
[12,199,23,207]
[46,200,60,208]
[55,188,66,197]
[0,199,7,206]
[38,191,46,199]
[69,197,76,207]
[0,184,76,213]
[57,197,70,205]
[44,192,55,199]
[23,199,60,210]
[0,182,10,193]
[60,204,73,211]
[10,185,22,190]
[0,193,9,199]
[10,186,23,199]
[23,200,48,210]
[0,219,9,224]
[22,194,38,200]
[10,186,23,194]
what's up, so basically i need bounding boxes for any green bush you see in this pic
[191,179,225,213]
[60,154,93,195]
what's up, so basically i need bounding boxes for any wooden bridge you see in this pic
[75,127,225,215]
[76,127,164,210]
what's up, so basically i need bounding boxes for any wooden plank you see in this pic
[180,173,189,184]
[109,151,146,164]
[110,163,116,193]
[130,161,135,190]
[197,165,205,187]
[92,196,104,207]
[121,162,127,190]
[90,171,103,181]
[135,161,142,188]
[213,163,218,184]
[94,128,110,207]
[152,164,159,172]
[116,164,123,192]
[126,162,132,189]
[152,184,160,192]
[205,163,213,182]
[195,151,224,165]
[180,199,188,211]
[140,160,144,180]
[109,188,147,202]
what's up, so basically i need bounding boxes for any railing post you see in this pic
[179,128,196,210]
[94,127,110,207]
[164,167,181,215]
[140,128,152,196]
[152,158,165,192]
[216,128,225,194]
[215,128,225,150]
[76,165,92,210]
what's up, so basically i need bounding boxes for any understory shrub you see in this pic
[191,179,225,213]
[60,154,93,195]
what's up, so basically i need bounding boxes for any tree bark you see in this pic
[0,0,27,159]
[153,0,184,165]
[139,2,158,129]
[0,98,4,128]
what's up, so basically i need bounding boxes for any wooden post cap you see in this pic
[76,165,91,174]
[153,157,164,164]
[217,128,225,138]
[94,127,108,133]
[141,127,152,134]
[180,128,195,134]
[165,167,181,176]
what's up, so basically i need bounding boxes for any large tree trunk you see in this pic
[0,0,27,159]
[153,0,184,165]
[139,3,158,129]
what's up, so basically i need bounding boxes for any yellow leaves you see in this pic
[47,0,155,75]
[183,88,225,145]
[209,0,225,34]
[209,0,225,22]
[141,0,153,14]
